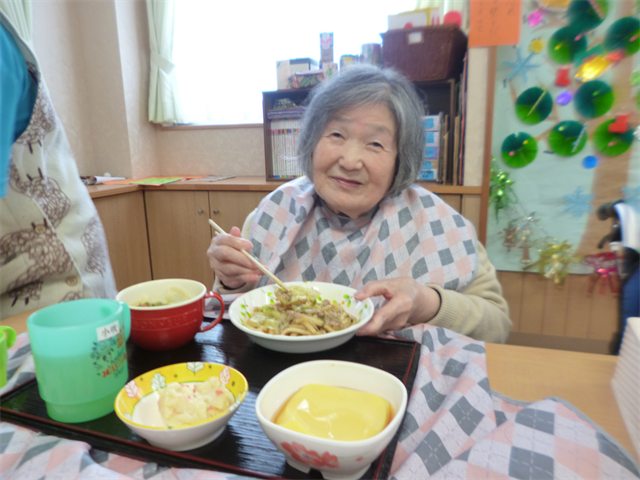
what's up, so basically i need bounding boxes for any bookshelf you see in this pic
[262,79,463,187]
[261,88,311,181]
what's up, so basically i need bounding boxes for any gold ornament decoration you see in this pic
[499,223,518,252]
[524,239,583,285]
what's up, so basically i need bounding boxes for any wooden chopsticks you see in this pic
[208,219,289,291]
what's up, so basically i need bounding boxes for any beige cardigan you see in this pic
[214,209,512,343]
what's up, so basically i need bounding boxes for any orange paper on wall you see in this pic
[468,0,521,47]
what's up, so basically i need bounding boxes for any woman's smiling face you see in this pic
[312,103,398,219]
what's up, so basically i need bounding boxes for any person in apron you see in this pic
[0,12,117,320]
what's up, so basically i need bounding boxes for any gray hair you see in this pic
[297,65,425,196]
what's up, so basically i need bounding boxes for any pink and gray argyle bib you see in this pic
[249,177,478,306]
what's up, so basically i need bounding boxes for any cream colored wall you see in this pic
[29,0,263,179]
[114,0,158,178]
[31,0,158,179]
[155,127,265,176]
[463,48,489,187]
[31,1,96,174]
[29,1,485,182]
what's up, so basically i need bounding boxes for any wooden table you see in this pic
[2,312,636,462]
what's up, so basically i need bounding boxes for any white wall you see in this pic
[30,0,486,183]
[32,0,157,178]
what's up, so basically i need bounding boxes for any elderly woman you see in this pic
[207,65,511,343]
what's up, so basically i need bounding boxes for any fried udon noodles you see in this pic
[242,286,358,336]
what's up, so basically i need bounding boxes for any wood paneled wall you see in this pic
[440,193,618,354]
[440,194,482,235]
[497,271,618,353]
[497,271,618,339]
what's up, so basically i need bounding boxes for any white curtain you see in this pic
[0,0,32,45]
[146,0,182,124]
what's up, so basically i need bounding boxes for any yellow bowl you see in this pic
[114,362,248,451]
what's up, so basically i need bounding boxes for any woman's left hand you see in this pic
[353,277,441,336]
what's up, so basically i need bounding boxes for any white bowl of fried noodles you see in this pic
[229,282,374,353]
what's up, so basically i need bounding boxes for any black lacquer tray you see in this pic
[0,320,419,480]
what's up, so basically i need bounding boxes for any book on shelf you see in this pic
[420,114,443,183]
[270,116,303,179]
[456,53,469,186]
[267,108,306,120]
[440,114,449,184]
[452,115,461,186]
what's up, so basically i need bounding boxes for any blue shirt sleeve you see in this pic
[0,22,38,197]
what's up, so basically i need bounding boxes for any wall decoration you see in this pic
[548,25,588,64]
[563,186,594,217]
[516,87,553,123]
[574,80,615,117]
[487,0,639,278]
[539,0,571,12]
[523,239,582,285]
[528,9,545,27]
[555,66,572,85]
[489,161,518,220]
[469,0,522,48]
[548,120,588,155]
[575,52,618,81]
[556,90,573,104]
[583,252,619,295]
[603,16,640,56]
[501,132,538,167]
[567,0,608,31]
[502,48,541,86]
[582,154,599,168]
[593,118,635,155]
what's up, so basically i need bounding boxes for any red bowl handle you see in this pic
[200,291,225,332]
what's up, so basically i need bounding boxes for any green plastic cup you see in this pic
[0,325,17,388]
[27,299,131,423]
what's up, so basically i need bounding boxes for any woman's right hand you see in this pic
[206,226,261,289]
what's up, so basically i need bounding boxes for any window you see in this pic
[173,0,416,126]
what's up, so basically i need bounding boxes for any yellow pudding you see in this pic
[273,384,393,441]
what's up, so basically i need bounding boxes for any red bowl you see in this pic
[116,279,224,351]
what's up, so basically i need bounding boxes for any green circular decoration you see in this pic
[567,0,609,31]
[574,80,614,118]
[603,17,640,57]
[501,132,538,168]
[593,119,634,156]
[548,26,588,64]
[515,87,553,124]
[548,121,587,156]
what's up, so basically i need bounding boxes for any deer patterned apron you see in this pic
[0,13,117,319]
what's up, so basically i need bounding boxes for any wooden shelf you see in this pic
[262,79,461,185]
[423,185,481,195]
[87,177,482,199]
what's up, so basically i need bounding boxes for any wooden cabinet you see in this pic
[209,191,268,233]
[93,191,152,290]
[145,190,269,288]
[145,191,214,287]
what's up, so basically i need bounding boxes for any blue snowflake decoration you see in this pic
[563,187,594,218]
[502,49,541,87]
[622,185,640,212]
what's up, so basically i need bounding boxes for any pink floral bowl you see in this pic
[255,360,407,480]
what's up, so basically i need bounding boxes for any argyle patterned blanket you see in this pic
[1,327,638,480]
[249,178,478,309]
